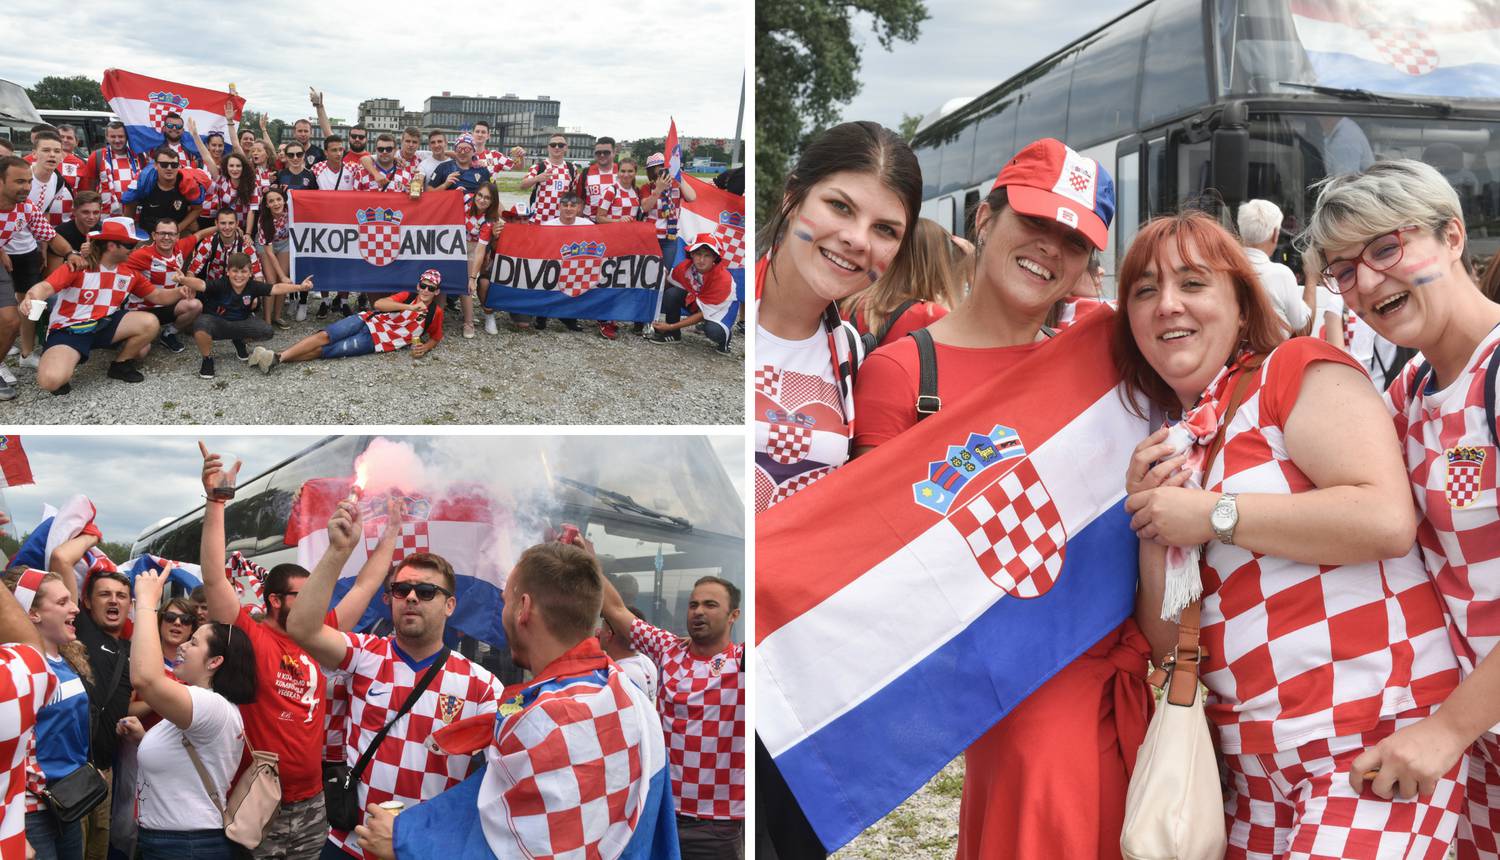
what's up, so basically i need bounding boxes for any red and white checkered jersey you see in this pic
[477,639,662,858]
[628,619,744,819]
[29,174,73,229]
[600,181,641,222]
[44,265,157,331]
[162,141,199,169]
[313,160,358,191]
[55,154,84,192]
[0,645,55,857]
[328,632,501,859]
[0,198,57,254]
[464,212,493,245]
[528,162,574,224]
[121,238,195,309]
[580,166,616,220]
[1198,337,1459,754]
[187,233,263,282]
[1387,325,1500,692]
[202,175,261,228]
[81,149,139,217]
[353,162,412,193]
[361,292,443,352]
[475,149,516,174]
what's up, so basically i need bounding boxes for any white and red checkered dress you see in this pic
[362,299,438,353]
[44,266,158,331]
[1386,325,1500,860]
[528,162,573,224]
[187,233,263,281]
[0,198,57,255]
[29,174,73,230]
[599,181,641,222]
[84,149,139,217]
[0,645,55,859]
[477,639,660,857]
[476,149,516,175]
[1198,338,1459,756]
[202,175,261,228]
[328,632,500,859]
[628,619,744,820]
[353,162,412,193]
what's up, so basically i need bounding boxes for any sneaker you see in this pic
[483,314,498,336]
[598,322,618,340]
[296,302,308,322]
[50,383,70,397]
[198,357,215,378]
[338,302,353,318]
[561,319,583,332]
[107,361,145,383]
[648,331,682,345]
[5,345,16,358]
[17,352,38,369]
[0,365,15,386]
[445,296,458,312]
[230,340,248,361]
[0,379,15,401]
[533,318,548,332]
[157,328,185,353]
[715,343,733,355]
[462,324,475,339]
[316,301,330,319]
[274,316,291,330]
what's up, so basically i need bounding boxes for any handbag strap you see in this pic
[1165,352,1266,707]
[346,647,450,787]
[181,735,228,819]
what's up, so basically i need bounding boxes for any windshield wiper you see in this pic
[1277,82,1454,114]
[558,477,692,530]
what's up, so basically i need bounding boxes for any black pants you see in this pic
[677,815,744,860]
[755,736,826,860]
[662,286,730,349]
[9,248,43,296]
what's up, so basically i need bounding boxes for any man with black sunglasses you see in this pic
[576,135,616,221]
[287,499,500,860]
[353,134,413,193]
[157,110,203,169]
[522,133,579,224]
[122,146,205,237]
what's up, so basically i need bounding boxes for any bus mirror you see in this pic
[1211,126,1249,209]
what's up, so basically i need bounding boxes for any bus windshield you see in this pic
[1219,0,1500,101]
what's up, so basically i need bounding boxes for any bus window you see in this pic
[963,190,981,243]
[1066,14,1147,149]
[970,95,1019,185]
[1014,52,1077,154]
[916,142,942,201]
[1115,146,1141,278]
[1140,0,1211,126]
[1147,137,1168,217]
[938,123,977,197]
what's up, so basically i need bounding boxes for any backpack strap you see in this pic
[874,300,918,348]
[1486,349,1500,449]
[908,328,940,421]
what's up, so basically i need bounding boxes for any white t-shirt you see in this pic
[616,653,659,702]
[416,152,451,184]
[134,685,245,831]
[1244,247,1310,331]
[753,322,854,513]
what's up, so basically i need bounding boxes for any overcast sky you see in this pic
[840,0,1140,131]
[1,434,745,547]
[6,0,746,141]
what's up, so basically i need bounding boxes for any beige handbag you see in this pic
[183,734,283,849]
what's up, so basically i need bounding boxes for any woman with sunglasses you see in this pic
[1120,210,1464,857]
[248,268,447,373]
[1303,158,1500,859]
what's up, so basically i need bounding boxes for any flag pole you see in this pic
[730,71,745,166]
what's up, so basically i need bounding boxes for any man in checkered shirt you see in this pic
[286,499,501,860]
[78,122,139,217]
[471,121,525,177]
[597,558,745,859]
[357,541,678,860]
[0,544,57,860]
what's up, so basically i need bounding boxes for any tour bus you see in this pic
[0,79,42,148]
[36,109,118,155]
[910,0,1500,290]
[131,435,745,683]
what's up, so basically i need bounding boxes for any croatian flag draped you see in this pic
[485,222,665,323]
[284,478,513,647]
[119,556,204,594]
[1290,0,1500,97]
[0,437,33,488]
[675,175,745,302]
[289,190,468,293]
[9,496,113,591]
[101,69,245,160]
[757,310,1145,850]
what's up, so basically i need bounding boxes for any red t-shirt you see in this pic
[234,605,329,801]
[852,335,1049,449]
[849,301,948,348]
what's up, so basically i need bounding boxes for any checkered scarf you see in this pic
[1158,363,1232,621]
[226,550,266,608]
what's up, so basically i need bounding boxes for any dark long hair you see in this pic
[223,151,256,210]
[205,622,256,705]
[256,185,288,246]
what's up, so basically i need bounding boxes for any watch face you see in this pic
[1211,500,1235,531]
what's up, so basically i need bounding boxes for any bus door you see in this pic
[1114,135,1146,279]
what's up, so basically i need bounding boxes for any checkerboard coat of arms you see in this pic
[356,207,404,267]
[557,240,606,297]
[947,458,1067,598]
[713,210,746,269]
[1446,445,1487,509]
[147,91,189,132]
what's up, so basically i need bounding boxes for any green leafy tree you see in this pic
[898,111,923,141]
[756,0,928,224]
[690,142,731,163]
[98,540,135,564]
[26,75,107,111]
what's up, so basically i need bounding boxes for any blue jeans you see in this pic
[137,828,233,860]
[24,810,83,860]
[319,313,375,359]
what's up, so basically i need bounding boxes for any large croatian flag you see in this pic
[9,496,112,591]
[485,221,665,323]
[674,175,745,303]
[288,190,468,294]
[284,478,514,647]
[757,309,1146,850]
[101,69,244,160]
[1290,0,1500,97]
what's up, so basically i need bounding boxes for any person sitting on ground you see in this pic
[193,252,313,379]
[249,268,445,373]
[25,220,200,395]
[650,232,736,354]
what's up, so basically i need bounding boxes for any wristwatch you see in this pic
[1210,493,1239,545]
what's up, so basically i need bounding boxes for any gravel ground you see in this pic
[833,758,963,860]
[1,306,744,425]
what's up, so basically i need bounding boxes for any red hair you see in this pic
[1112,211,1286,415]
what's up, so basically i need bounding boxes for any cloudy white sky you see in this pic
[839,0,1139,130]
[6,0,746,141]
[0,434,744,547]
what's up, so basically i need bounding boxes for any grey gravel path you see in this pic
[832,758,963,859]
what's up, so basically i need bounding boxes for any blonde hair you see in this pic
[1298,159,1462,272]
[2,568,93,684]
[840,218,961,326]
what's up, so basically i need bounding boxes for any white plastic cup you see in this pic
[25,300,44,321]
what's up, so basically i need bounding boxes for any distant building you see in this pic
[358,98,405,133]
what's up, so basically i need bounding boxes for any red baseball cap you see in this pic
[992,138,1115,250]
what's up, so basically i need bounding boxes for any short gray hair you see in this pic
[1236,199,1282,246]
[1298,159,1462,271]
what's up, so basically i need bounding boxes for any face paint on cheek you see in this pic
[792,216,816,243]
[867,266,883,284]
[1404,257,1443,287]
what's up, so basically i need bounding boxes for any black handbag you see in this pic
[324,648,449,831]
[40,763,109,822]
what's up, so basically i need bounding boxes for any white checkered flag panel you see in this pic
[557,240,606,298]
[947,459,1067,598]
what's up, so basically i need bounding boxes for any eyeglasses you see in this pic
[1320,226,1423,294]
[548,142,567,148]
[285,150,304,157]
[350,134,367,141]
[376,146,394,153]
[153,231,178,238]
[594,150,611,157]
[418,283,440,292]
[388,582,451,601]
[163,123,183,131]
[160,612,193,625]
[157,161,179,169]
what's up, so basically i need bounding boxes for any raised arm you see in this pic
[573,530,635,639]
[47,533,97,605]
[269,277,315,297]
[198,442,243,625]
[130,567,195,729]
[310,88,332,140]
[187,118,219,181]
[332,495,400,631]
[286,499,361,668]
[0,552,42,651]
